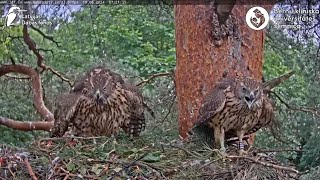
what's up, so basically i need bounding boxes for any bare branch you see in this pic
[30,24,61,47]
[45,67,72,86]
[22,25,72,86]
[4,74,30,80]
[136,72,172,87]
[0,116,53,131]
[10,57,16,65]
[23,157,38,180]
[227,155,300,174]
[272,91,320,118]
[0,64,54,122]
[37,48,54,56]
[253,148,306,154]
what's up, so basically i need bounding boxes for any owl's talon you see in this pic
[239,149,248,156]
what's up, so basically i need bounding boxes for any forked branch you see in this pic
[272,91,320,118]
[0,64,54,122]
[30,25,61,47]
[22,25,72,86]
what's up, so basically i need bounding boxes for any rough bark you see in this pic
[174,2,273,138]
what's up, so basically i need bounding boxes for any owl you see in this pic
[51,67,149,137]
[192,77,274,155]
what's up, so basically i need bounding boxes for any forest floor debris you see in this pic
[0,134,302,180]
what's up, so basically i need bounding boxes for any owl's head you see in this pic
[82,68,116,105]
[236,77,262,109]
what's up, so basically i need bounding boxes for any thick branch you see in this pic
[0,64,54,122]
[23,25,45,68]
[136,72,172,86]
[0,116,53,131]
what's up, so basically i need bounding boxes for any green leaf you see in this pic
[142,152,161,162]
[78,166,87,175]
[66,161,76,172]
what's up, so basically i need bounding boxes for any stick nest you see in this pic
[0,135,300,179]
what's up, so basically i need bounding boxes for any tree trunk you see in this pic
[174,2,271,138]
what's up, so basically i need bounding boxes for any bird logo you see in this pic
[5,6,27,27]
[245,7,269,30]
[250,9,265,28]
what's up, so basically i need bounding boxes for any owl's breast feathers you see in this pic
[69,85,131,137]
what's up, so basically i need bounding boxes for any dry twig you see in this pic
[30,25,61,47]
[4,74,30,80]
[23,158,38,180]
[136,72,172,86]
[227,155,299,174]
[272,91,320,118]
[253,148,306,154]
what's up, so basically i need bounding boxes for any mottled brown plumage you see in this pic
[192,77,274,154]
[51,92,81,137]
[51,67,149,137]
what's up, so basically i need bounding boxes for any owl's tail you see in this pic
[188,123,215,148]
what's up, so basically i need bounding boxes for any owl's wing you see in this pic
[189,79,234,145]
[50,93,80,137]
[121,85,146,137]
[122,83,155,118]
[195,78,234,126]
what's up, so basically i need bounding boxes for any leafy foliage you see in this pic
[255,24,320,172]
[0,4,319,178]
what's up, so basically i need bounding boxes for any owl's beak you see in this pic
[245,92,255,109]
[94,90,103,102]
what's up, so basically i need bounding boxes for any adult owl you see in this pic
[192,77,275,155]
[51,67,148,137]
